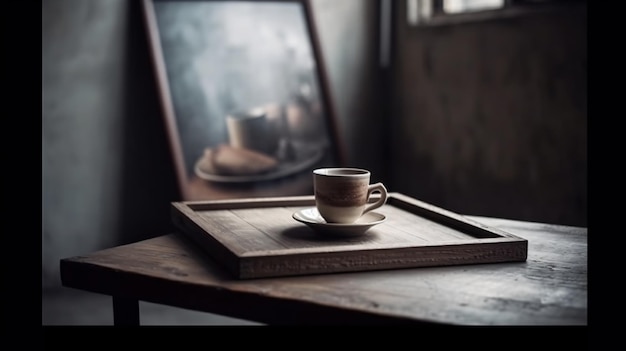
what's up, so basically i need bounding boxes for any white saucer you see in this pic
[292,207,386,237]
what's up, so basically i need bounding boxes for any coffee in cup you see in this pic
[313,168,388,223]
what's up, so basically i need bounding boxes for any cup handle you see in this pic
[363,182,388,215]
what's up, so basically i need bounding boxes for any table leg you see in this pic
[112,296,140,326]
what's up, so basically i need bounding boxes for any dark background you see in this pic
[42,0,586,295]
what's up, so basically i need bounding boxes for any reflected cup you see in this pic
[226,107,277,156]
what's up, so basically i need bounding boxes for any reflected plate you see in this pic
[292,207,386,237]
[195,142,323,183]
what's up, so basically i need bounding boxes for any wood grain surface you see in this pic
[60,214,587,325]
[170,193,527,278]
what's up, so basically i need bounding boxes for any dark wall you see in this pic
[389,2,587,227]
[43,0,181,289]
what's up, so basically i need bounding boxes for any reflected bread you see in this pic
[198,144,279,176]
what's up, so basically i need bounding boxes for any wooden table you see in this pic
[59,215,587,326]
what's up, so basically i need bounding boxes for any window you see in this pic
[443,0,505,14]
[407,0,584,26]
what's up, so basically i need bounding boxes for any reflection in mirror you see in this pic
[143,0,344,200]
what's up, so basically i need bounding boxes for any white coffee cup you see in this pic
[313,168,388,223]
[226,107,277,155]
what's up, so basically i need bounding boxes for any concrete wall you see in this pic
[43,0,179,289]
[312,0,386,181]
[42,0,381,289]
[389,2,587,226]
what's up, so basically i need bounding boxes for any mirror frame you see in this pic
[141,0,346,200]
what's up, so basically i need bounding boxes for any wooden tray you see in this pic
[171,193,528,279]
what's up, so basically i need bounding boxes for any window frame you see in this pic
[408,0,586,27]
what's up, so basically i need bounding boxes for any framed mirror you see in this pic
[142,0,346,200]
